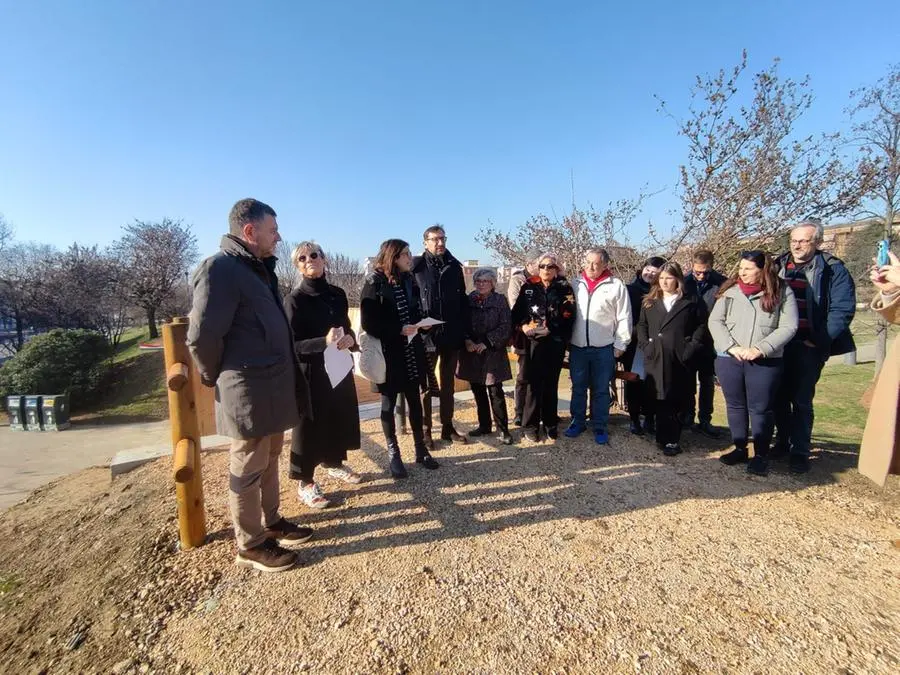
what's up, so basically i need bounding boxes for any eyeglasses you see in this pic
[297,251,320,262]
[426,236,447,243]
[474,278,493,284]
[790,238,814,245]
[539,264,558,270]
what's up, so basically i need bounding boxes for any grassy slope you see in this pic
[74,328,167,424]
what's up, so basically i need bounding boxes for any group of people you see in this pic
[187,199,894,573]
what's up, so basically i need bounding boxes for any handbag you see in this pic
[355,330,386,384]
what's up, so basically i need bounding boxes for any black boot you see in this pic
[415,444,439,469]
[387,441,407,478]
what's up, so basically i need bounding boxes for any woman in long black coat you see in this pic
[511,253,576,442]
[360,238,439,478]
[636,261,708,456]
[284,242,363,509]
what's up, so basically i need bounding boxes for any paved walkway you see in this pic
[0,420,170,509]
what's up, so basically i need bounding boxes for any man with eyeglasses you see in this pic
[682,249,727,438]
[774,217,856,473]
[411,224,470,446]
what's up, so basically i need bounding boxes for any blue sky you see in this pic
[1,0,897,264]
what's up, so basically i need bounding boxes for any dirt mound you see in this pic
[1,404,899,674]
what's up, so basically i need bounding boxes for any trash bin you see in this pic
[41,394,70,431]
[6,395,26,430]
[24,395,43,431]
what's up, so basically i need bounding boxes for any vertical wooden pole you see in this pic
[162,317,206,549]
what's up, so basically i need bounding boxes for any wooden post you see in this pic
[162,317,206,549]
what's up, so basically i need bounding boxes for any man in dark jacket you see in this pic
[774,217,856,473]
[682,249,727,438]
[411,225,470,446]
[188,198,313,573]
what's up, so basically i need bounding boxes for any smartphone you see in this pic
[877,239,890,267]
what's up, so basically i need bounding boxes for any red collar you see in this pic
[582,270,611,294]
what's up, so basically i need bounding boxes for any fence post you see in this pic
[162,317,206,549]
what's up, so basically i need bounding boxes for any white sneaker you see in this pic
[298,482,330,509]
[327,464,363,484]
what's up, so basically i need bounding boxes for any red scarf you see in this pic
[582,270,611,294]
[738,280,762,296]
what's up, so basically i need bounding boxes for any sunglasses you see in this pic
[539,263,558,270]
[297,251,320,262]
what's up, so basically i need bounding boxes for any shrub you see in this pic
[0,329,111,409]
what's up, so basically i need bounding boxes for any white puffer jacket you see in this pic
[569,275,633,351]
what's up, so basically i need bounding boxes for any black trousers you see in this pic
[381,382,425,454]
[686,356,716,424]
[422,344,459,434]
[522,339,566,432]
[514,352,528,420]
[472,383,509,434]
[625,380,656,425]
[655,398,684,447]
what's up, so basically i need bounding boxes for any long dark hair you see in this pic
[643,261,684,308]
[374,239,410,284]
[717,250,782,313]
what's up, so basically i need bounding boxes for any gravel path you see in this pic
[0,401,898,674]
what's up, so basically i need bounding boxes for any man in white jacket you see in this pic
[565,248,632,444]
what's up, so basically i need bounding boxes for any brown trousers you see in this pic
[228,432,284,550]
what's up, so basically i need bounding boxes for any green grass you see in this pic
[75,327,167,423]
[0,572,21,596]
[850,309,899,344]
[710,363,873,448]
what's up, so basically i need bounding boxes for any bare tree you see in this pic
[274,239,300,299]
[326,251,365,306]
[848,63,900,373]
[113,219,198,339]
[0,242,57,353]
[657,52,869,270]
[478,193,653,280]
[0,214,12,253]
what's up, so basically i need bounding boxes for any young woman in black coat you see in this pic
[284,242,362,509]
[636,261,709,456]
[360,239,439,478]
[511,253,576,442]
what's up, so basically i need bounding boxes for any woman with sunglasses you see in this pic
[636,261,708,456]
[511,253,575,442]
[284,242,363,508]
[708,250,798,476]
[360,239,439,478]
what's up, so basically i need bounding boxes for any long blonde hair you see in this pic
[643,261,685,308]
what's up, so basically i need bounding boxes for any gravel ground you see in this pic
[1,400,898,674]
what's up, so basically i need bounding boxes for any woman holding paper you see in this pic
[284,242,363,509]
[360,239,440,478]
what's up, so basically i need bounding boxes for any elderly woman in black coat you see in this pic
[511,253,576,443]
[457,268,514,445]
[360,239,439,478]
[636,261,709,456]
[284,242,362,510]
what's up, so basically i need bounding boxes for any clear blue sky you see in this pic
[1,0,897,264]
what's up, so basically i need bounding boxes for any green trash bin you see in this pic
[24,396,43,431]
[6,395,26,431]
[41,394,71,431]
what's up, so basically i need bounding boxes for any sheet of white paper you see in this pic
[406,317,446,343]
[323,342,354,388]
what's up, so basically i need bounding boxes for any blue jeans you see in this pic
[715,356,783,456]
[569,344,615,433]
[774,341,826,458]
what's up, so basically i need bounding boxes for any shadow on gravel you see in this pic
[286,402,870,566]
